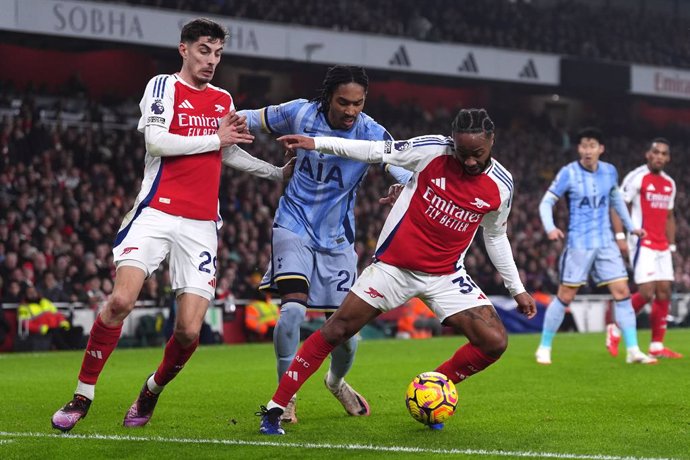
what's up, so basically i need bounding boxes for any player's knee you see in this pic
[173,325,199,347]
[278,303,307,328]
[477,330,508,358]
[321,319,351,346]
[656,290,671,301]
[105,293,136,320]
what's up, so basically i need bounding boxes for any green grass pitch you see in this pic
[1,330,688,459]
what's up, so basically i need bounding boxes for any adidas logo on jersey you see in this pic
[431,177,446,190]
[178,99,194,109]
[647,184,656,191]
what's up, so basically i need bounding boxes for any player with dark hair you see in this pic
[239,65,410,423]
[255,108,536,435]
[51,18,292,432]
[535,128,654,365]
[608,138,681,359]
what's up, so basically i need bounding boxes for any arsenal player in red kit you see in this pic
[52,18,292,432]
[257,108,536,434]
[609,138,681,359]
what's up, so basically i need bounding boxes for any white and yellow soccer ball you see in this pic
[405,371,458,425]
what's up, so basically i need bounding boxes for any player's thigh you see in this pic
[633,246,673,285]
[321,291,383,342]
[558,247,597,287]
[423,268,499,329]
[260,227,314,294]
[349,262,424,315]
[309,247,359,311]
[424,269,506,349]
[169,217,218,301]
[112,207,172,277]
[591,245,629,287]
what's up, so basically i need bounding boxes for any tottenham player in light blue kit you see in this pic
[240,66,410,422]
[535,128,656,365]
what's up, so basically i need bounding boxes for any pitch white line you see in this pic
[0,431,677,460]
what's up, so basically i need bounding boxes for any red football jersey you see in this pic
[135,74,234,221]
[621,165,675,250]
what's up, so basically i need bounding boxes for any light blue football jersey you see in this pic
[240,99,409,250]
[543,160,633,249]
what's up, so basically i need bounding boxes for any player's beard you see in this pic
[197,67,215,84]
[462,158,489,176]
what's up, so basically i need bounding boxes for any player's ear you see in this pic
[179,42,187,59]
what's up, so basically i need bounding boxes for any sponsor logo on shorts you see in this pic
[363,287,385,299]
[120,247,139,256]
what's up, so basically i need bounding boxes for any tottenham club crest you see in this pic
[151,99,165,115]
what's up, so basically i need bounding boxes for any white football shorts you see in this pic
[113,207,217,300]
[631,245,673,284]
[350,261,492,322]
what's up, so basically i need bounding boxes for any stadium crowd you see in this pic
[97,0,690,69]
[2,84,690,309]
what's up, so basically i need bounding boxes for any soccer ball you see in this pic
[405,371,458,425]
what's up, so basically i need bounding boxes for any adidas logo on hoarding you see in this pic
[458,53,478,73]
[519,59,539,79]
[178,99,194,109]
[431,177,446,190]
[389,45,411,67]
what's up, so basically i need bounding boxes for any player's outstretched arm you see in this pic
[221,145,292,181]
[278,135,382,163]
[145,112,253,158]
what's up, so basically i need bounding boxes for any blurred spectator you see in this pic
[17,285,83,349]
[244,290,280,342]
[395,297,442,339]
